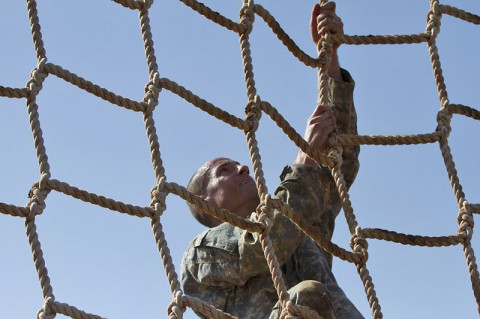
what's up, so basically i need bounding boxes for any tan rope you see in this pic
[361,228,466,247]
[44,63,146,112]
[334,33,430,45]
[25,217,55,306]
[112,0,144,11]
[48,299,107,319]
[33,179,155,218]
[1,0,479,318]
[253,4,320,68]
[0,86,30,98]
[440,4,480,24]
[159,77,248,130]
[337,132,442,146]
[261,100,335,168]
[0,202,31,218]
[179,0,247,34]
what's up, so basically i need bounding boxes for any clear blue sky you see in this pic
[1,1,479,318]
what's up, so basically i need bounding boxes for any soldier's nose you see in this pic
[238,165,249,175]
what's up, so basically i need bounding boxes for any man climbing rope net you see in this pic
[181,2,364,318]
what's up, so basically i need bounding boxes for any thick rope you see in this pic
[0,0,478,318]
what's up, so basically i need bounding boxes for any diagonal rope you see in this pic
[0,0,478,318]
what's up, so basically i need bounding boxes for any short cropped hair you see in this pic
[187,158,230,227]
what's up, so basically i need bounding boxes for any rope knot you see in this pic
[436,110,452,137]
[280,300,296,319]
[150,178,167,217]
[27,186,48,218]
[257,212,273,236]
[257,193,273,219]
[317,35,333,63]
[457,203,473,244]
[142,0,154,11]
[426,1,442,38]
[245,95,262,132]
[39,172,51,191]
[143,72,161,113]
[36,297,55,319]
[329,146,343,170]
[27,58,48,98]
[350,227,369,264]
[239,1,255,34]
[326,133,338,151]
[167,291,185,319]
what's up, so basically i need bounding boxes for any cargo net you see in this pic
[1,0,480,318]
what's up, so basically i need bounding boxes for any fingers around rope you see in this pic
[320,1,336,12]
[316,15,343,36]
[310,104,335,121]
[308,105,337,133]
[311,1,343,48]
[310,3,321,42]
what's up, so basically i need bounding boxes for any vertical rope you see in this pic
[458,204,480,314]
[245,97,269,199]
[238,1,296,317]
[427,0,465,206]
[314,2,382,317]
[426,4,478,313]
[426,0,449,110]
[351,227,382,319]
[257,210,291,315]
[1,1,478,318]
[138,1,185,317]
[25,2,55,316]
[316,34,332,107]
[138,0,165,184]
[26,0,46,60]
[139,0,158,77]
[330,153,358,234]
[150,185,186,319]
[239,1,269,199]
[26,0,51,186]
[331,153,382,318]
[239,0,257,101]
[26,59,51,181]
[25,217,55,313]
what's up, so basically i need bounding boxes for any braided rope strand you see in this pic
[0,0,477,317]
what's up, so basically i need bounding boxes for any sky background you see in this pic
[1,1,479,318]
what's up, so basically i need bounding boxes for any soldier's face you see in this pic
[202,158,259,218]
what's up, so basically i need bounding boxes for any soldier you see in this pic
[181,2,363,318]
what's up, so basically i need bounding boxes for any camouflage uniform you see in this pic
[181,70,363,319]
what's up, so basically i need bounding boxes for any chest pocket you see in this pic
[189,224,242,287]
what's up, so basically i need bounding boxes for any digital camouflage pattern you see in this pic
[181,70,364,319]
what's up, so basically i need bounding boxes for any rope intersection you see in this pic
[1,0,479,318]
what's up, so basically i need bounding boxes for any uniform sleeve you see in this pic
[317,69,360,243]
[320,68,360,190]
[237,164,332,280]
